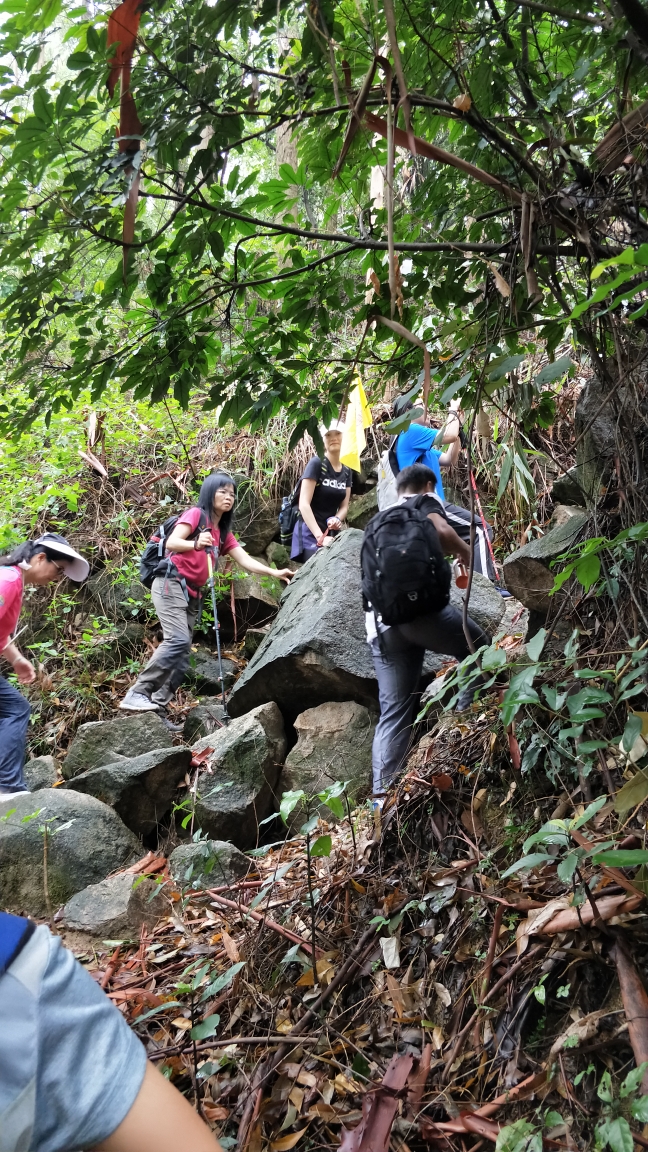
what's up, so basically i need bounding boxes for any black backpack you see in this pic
[361,495,451,626]
[139,508,207,588]
[278,461,324,547]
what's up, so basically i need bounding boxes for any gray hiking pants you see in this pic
[370,605,490,795]
[131,576,201,705]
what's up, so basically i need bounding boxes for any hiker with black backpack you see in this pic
[361,464,491,799]
[120,472,293,713]
[283,423,352,562]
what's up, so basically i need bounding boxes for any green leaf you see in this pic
[279,789,305,824]
[592,849,648,867]
[487,353,526,380]
[532,355,573,386]
[500,852,553,878]
[570,795,608,829]
[557,852,579,884]
[525,628,547,662]
[133,1000,181,1023]
[495,1118,542,1152]
[190,1013,220,1041]
[351,1052,372,1080]
[620,1063,648,1098]
[604,1116,634,1152]
[310,834,332,858]
[200,961,245,1002]
[575,552,601,592]
[598,1071,614,1103]
[621,713,643,755]
[631,1095,648,1122]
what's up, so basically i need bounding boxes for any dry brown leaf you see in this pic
[486,260,511,297]
[289,1086,304,1110]
[296,1069,317,1088]
[171,1017,192,1030]
[270,1128,310,1151]
[221,931,241,963]
[386,972,407,1017]
[549,1009,610,1056]
[434,981,452,1008]
[203,1104,229,1120]
[453,93,472,111]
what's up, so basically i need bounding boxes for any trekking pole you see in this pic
[206,550,230,722]
[467,467,507,592]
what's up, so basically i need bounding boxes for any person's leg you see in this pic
[399,604,490,659]
[370,632,424,795]
[150,593,201,705]
[400,606,491,709]
[123,579,192,708]
[0,675,30,794]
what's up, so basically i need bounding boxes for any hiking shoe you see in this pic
[0,789,30,802]
[119,690,159,712]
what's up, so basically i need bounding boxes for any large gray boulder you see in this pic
[192,702,286,848]
[84,570,148,623]
[169,839,251,890]
[233,494,280,554]
[214,561,283,641]
[183,703,228,744]
[23,755,59,791]
[61,873,166,936]
[63,713,174,779]
[503,511,590,612]
[346,488,378,531]
[229,530,505,720]
[64,747,191,836]
[282,701,375,827]
[0,789,140,916]
[187,649,238,694]
[574,375,618,503]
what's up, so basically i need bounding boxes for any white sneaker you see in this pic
[0,790,29,803]
[119,691,159,712]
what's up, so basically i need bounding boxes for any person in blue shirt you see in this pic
[394,396,462,501]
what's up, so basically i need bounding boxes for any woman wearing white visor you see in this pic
[0,533,89,800]
[290,422,353,562]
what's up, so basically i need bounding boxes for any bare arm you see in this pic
[429,513,471,565]
[1,641,35,683]
[298,478,324,541]
[93,1061,223,1152]
[336,486,352,523]
[166,521,214,554]
[228,545,293,583]
[438,435,462,468]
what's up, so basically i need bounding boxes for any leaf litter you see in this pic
[59,673,648,1152]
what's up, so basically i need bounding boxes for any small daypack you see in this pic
[139,508,207,588]
[376,437,428,511]
[278,460,324,546]
[361,495,451,626]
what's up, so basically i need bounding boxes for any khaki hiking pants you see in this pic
[131,575,201,705]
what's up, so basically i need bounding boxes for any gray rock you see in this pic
[575,375,618,503]
[503,512,590,612]
[192,702,286,848]
[551,465,585,507]
[0,789,140,917]
[183,703,228,744]
[453,574,506,638]
[61,872,166,936]
[229,530,505,721]
[169,839,251,890]
[233,495,280,555]
[187,648,238,694]
[549,504,586,530]
[81,622,146,669]
[63,713,174,779]
[282,701,375,827]
[346,487,378,531]
[65,747,191,836]
[267,541,290,567]
[84,569,148,623]
[23,755,59,791]
[244,627,269,659]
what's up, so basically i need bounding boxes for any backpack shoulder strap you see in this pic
[0,912,34,976]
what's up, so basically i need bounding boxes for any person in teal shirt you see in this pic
[395,397,462,501]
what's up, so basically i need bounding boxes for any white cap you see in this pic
[34,534,90,582]
[319,420,345,437]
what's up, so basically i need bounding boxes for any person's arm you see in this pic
[1,640,35,683]
[438,437,462,468]
[298,478,325,542]
[437,400,462,446]
[166,521,213,554]
[228,545,293,583]
[93,1061,223,1152]
[429,512,471,565]
[328,485,352,530]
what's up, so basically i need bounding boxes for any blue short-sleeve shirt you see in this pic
[395,425,445,500]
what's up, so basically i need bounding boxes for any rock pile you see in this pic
[2,522,510,924]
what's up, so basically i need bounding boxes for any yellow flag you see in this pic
[340,377,372,472]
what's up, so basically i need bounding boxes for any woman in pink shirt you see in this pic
[120,472,293,712]
[0,533,89,800]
